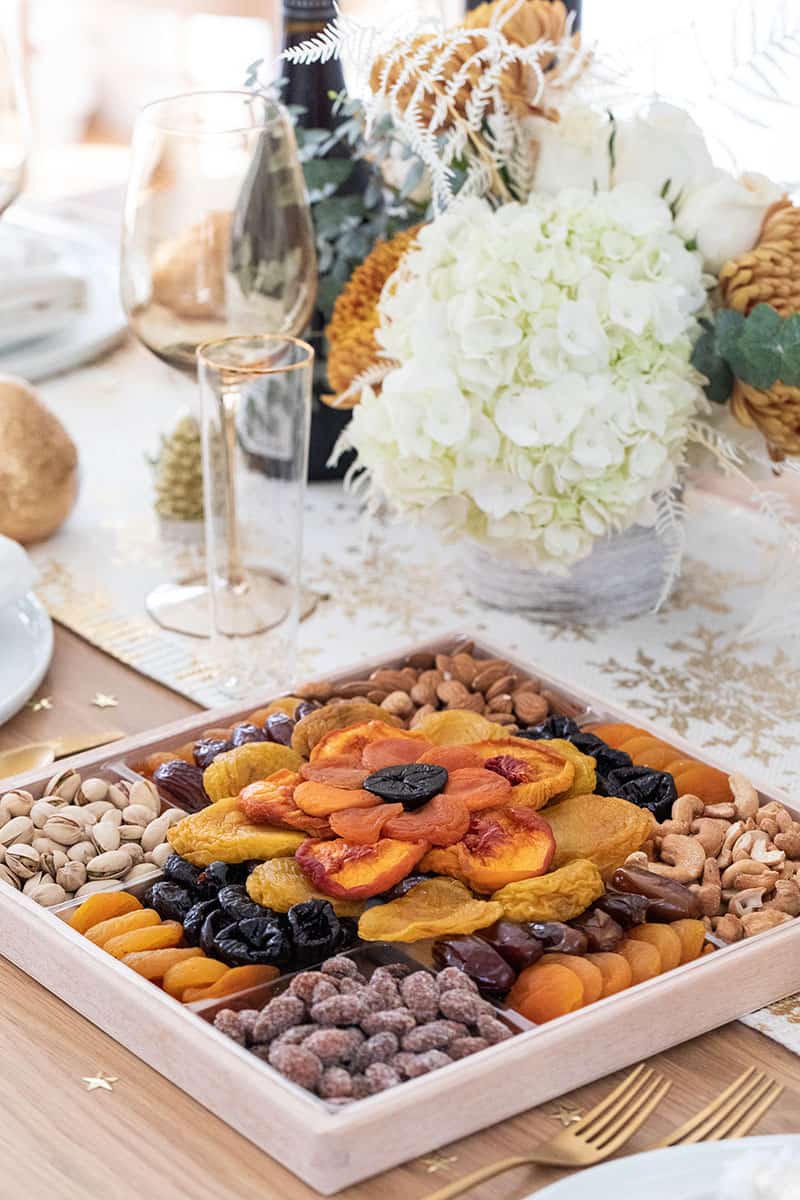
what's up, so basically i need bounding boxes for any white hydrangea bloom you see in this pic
[344,188,708,570]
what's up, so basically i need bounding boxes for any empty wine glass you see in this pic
[120,90,316,635]
[0,21,30,217]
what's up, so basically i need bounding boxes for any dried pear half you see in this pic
[545,794,656,877]
[246,857,365,918]
[358,877,503,942]
[167,796,305,866]
[203,742,303,802]
[491,859,605,923]
[413,710,507,747]
[295,703,402,759]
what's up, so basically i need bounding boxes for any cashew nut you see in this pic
[644,834,706,884]
[624,850,649,869]
[732,830,769,862]
[751,839,786,868]
[740,909,793,937]
[775,828,800,859]
[729,773,759,821]
[764,879,800,917]
[703,803,737,820]
[657,819,691,838]
[729,887,767,917]
[720,859,771,889]
[672,795,704,825]
[713,913,744,943]
[690,817,729,858]
[716,820,746,869]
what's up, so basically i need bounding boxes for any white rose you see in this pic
[528,106,611,195]
[674,172,784,273]
[613,102,716,203]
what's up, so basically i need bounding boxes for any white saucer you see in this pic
[0,593,54,725]
[532,1135,800,1200]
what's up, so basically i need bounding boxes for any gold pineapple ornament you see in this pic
[719,199,800,460]
[153,412,204,521]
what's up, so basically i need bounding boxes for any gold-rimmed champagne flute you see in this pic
[120,90,316,635]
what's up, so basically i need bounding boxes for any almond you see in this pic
[435,653,454,676]
[456,692,485,713]
[487,693,514,713]
[418,669,444,689]
[406,651,436,670]
[410,680,437,707]
[513,691,549,726]
[336,679,374,698]
[486,673,518,700]
[490,713,520,728]
[472,663,508,692]
[295,680,335,702]
[513,678,542,695]
[369,668,413,692]
[436,680,470,706]
[540,689,583,718]
[451,639,475,656]
[451,653,478,686]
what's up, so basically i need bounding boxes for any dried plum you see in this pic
[517,715,580,740]
[480,921,544,971]
[265,711,295,746]
[237,917,292,963]
[213,929,291,968]
[378,873,437,903]
[144,881,194,924]
[162,853,201,891]
[294,700,321,723]
[182,898,220,945]
[432,935,516,996]
[594,891,652,929]
[231,722,269,747]
[528,922,588,956]
[152,760,209,812]
[570,908,624,953]
[569,733,633,778]
[200,908,237,957]
[601,765,676,821]
[288,900,343,967]
[192,737,232,770]
[195,861,248,899]
[364,763,447,810]
[217,884,268,923]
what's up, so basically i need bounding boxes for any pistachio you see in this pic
[86,849,132,880]
[58,805,96,827]
[0,864,20,889]
[107,782,132,810]
[141,813,172,852]
[163,808,186,828]
[28,880,67,907]
[122,863,160,884]
[42,814,86,847]
[0,815,34,847]
[125,843,145,867]
[123,804,159,827]
[146,843,172,868]
[56,862,87,892]
[119,824,145,842]
[32,836,60,855]
[1,790,34,817]
[30,800,61,829]
[5,843,41,880]
[83,800,116,821]
[67,839,97,864]
[22,871,46,895]
[44,769,82,802]
[75,879,122,898]
[78,777,109,804]
[40,849,68,877]
[128,779,161,817]
[91,823,121,853]
[100,809,123,828]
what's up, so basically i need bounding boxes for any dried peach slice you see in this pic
[104,921,184,959]
[537,739,596,799]
[362,737,435,771]
[182,964,280,1003]
[296,706,402,759]
[296,835,428,900]
[294,780,379,817]
[383,791,470,847]
[162,957,228,999]
[545,794,656,877]
[470,738,574,809]
[203,742,302,802]
[627,924,682,972]
[330,803,404,845]
[237,772,332,838]
[584,952,632,997]
[85,909,162,946]
[69,891,142,935]
[545,953,604,1005]
[421,807,555,893]
[246,858,365,918]
[507,962,585,1023]
[309,719,418,765]
[444,767,513,812]
[299,759,370,789]
[357,878,503,942]
[122,948,206,980]
[618,938,661,984]
[413,710,507,746]
[670,919,706,965]
[417,744,484,771]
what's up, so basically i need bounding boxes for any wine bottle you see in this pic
[282,0,360,481]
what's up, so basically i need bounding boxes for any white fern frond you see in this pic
[328,360,399,411]
[281,15,363,66]
[653,488,688,611]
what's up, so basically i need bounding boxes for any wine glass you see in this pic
[0,20,30,217]
[120,90,317,635]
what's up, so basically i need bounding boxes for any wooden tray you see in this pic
[1,633,798,1195]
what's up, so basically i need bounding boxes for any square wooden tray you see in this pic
[1,633,798,1194]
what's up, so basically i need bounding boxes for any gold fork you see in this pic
[425,1064,671,1200]
[649,1065,783,1149]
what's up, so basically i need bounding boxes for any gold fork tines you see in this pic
[652,1067,784,1149]
[424,1065,671,1200]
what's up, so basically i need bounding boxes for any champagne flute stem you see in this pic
[221,384,245,590]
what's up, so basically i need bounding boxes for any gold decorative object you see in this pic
[0,375,79,544]
[421,1153,459,1174]
[151,210,231,321]
[81,1072,118,1093]
[27,696,53,713]
[153,413,204,521]
[91,693,119,709]
[326,225,421,404]
[719,198,800,459]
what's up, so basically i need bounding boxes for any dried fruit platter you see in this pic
[1,634,799,1196]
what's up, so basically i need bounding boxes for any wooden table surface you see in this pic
[2,626,800,1200]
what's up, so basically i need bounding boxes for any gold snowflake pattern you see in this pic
[420,1152,459,1174]
[544,1100,585,1126]
[767,995,800,1023]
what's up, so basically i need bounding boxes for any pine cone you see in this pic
[154,414,204,520]
[719,199,800,459]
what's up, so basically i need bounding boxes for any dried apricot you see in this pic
[299,760,370,789]
[508,962,585,1023]
[543,953,604,1005]
[537,739,596,798]
[670,919,706,965]
[296,835,428,900]
[162,957,228,998]
[237,774,331,839]
[627,924,682,972]
[85,909,162,946]
[491,859,605,923]
[444,767,513,812]
[545,794,656,877]
[203,742,302,802]
[122,948,206,980]
[137,751,176,778]
[628,743,677,771]
[104,921,184,959]
[417,744,484,771]
[619,735,668,759]
[585,723,642,748]
[249,697,303,723]
[358,878,503,942]
[69,891,142,935]
[246,857,365,917]
[671,765,731,807]
[470,739,574,809]
[294,780,379,817]
[413,710,507,746]
[421,807,555,893]
[618,938,661,984]
[383,792,470,847]
[329,803,404,844]
[584,952,632,997]
[167,796,305,866]
[296,706,402,759]
[362,737,435,771]
[182,964,279,1003]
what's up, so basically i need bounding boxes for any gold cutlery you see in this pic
[650,1065,783,1148]
[0,730,127,778]
[425,1064,671,1199]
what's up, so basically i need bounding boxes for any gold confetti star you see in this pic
[92,693,119,709]
[82,1072,118,1093]
[544,1101,584,1127]
[28,696,52,712]
[421,1153,458,1174]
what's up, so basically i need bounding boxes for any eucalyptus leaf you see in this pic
[779,313,800,386]
[302,158,356,192]
[691,328,734,403]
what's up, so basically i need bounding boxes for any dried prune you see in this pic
[153,760,209,812]
[600,765,677,821]
[236,917,292,963]
[193,738,233,770]
[217,884,267,923]
[378,873,437,903]
[294,700,321,723]
[265,711,295,747]
[201,908,237,957]
[528,922,588,956]
[231,723,269,748]
[214,927,291,967]
[480,920,544,971]
[288,900,343,967]
[144,881,194,924]
[569,733,632,778]
[570,908,624,952]
[594,891,652,929]
[518,716,580,740]
[432,935,516,996]
[611,865,702,921]
[182,898,220,945]
[162,853,202,892]
[195,861,249,899]
[364,763,447,810]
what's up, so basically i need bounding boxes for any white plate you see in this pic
[0,212,125,382]
[0,593,54,725]
[533,1136,800,1200]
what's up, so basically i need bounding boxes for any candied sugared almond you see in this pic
[296,835,428,900]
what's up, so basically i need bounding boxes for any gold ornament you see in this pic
[151,210,230,320]
[153,413,204,521]
[719,199,800,460]
[0,375,79,545]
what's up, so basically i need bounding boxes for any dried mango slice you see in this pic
[383,791,470,847]
[471,738,574,809]
[104,921,184,959]
[182,964,279,1003]
[444,767,513,812]
[69,891,142,935]
[203,742,302,802]
[167,796,306,866]
[491,859,605,923]
[246,857,365,917]
[122,948,206,980]
[294,780,378,817]
[237,772,331,838]
[358,878,503,943]
[85,909,162,946]
[421,806,555,893]
[362,737,434,771]
[545,794,655,877]
[329,803,404,845]
[163,957,228,999]
[295,704,402,759]
[296,835,428,900]
[413,710,507,747]
[537,739,596,799]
